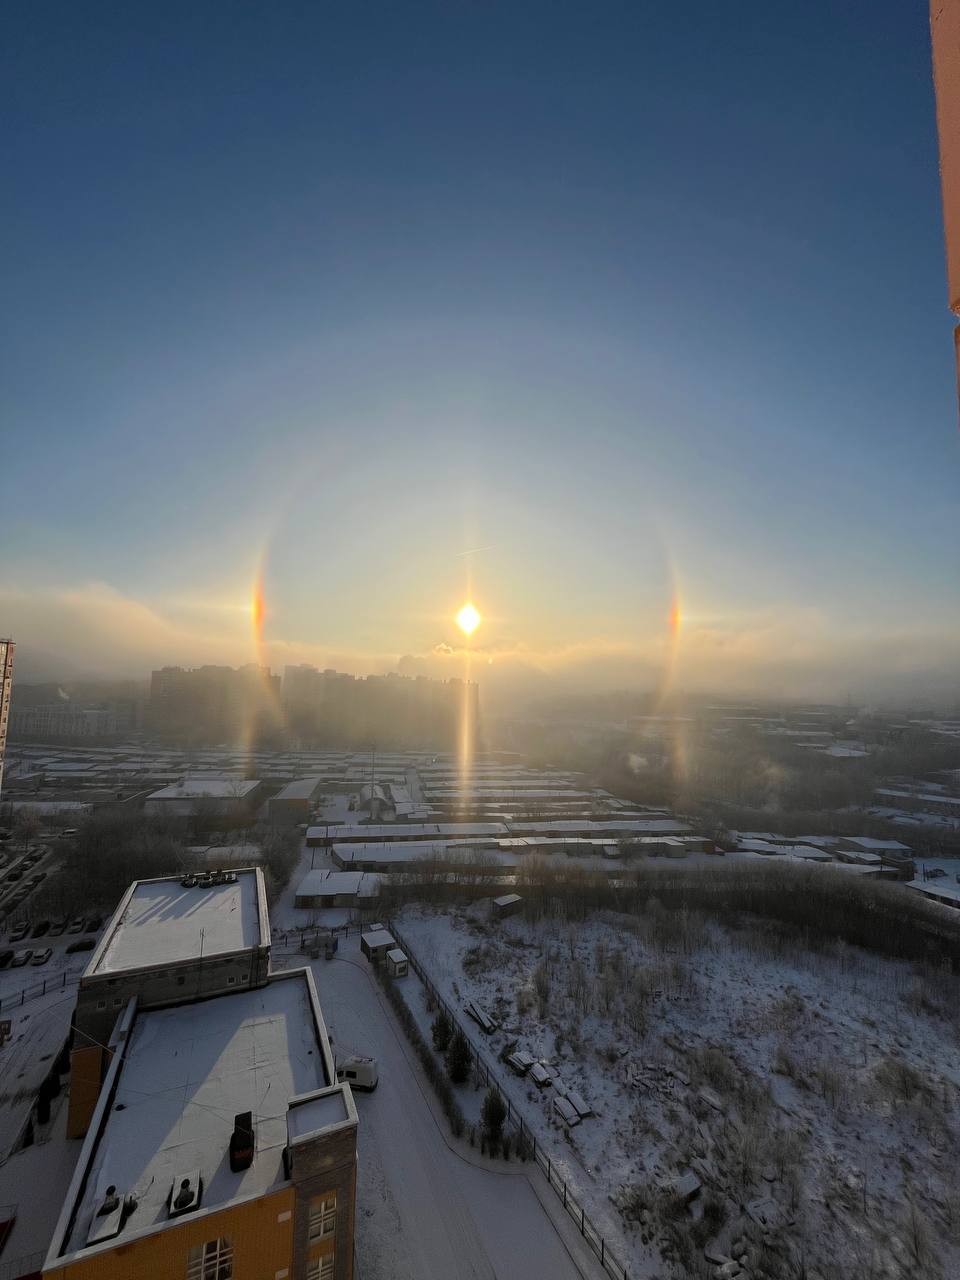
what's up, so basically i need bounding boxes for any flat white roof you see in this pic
[313,821,509,841]
[287,1087,353,1143]
[88,870,265,976]
[146,777,260,800]
[507,818,691,834]
[296,869,373,897]
[59,972,330,1256]
[273,776,325,801]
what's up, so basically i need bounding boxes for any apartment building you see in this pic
[54,869,356,1280]
[0,638,14,798]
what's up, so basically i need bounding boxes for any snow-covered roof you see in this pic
[842,837,912,853]
[146,776,260,800]
[87,869,266,976]
[506,818,692,835]
[287,1086,355,1144]
[55,971,332,1259]
[315,821,509,841]
[272,775,325,801]
[295,869,377,898]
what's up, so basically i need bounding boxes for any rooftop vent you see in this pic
[229,1111,254,1172]
[168,1169,202,1217]
[86,1185,124,1246]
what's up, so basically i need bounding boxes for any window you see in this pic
[308,1193,337,1241]
[96,1000,106,1010]
[186,1237,233,1280]
[306,1255,334,1280]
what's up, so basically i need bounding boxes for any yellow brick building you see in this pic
[44,872,357,1280]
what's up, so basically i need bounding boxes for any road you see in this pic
[275,936,598,1280]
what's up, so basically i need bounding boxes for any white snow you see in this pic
[90,870,263,974]
[395,901,960,1280]
[61,970,328,1256]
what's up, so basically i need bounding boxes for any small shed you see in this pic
[492,893,522,920]
[360,927,396,964]
[385,947,408,978]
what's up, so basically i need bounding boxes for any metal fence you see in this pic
[387,922,631,1280]
[0,969,77,1014]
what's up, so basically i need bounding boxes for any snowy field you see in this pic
[395,900,960,1280]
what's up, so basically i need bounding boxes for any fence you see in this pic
[0,970,77,1014]
[387,922,631,1280]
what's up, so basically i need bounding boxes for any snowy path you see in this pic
[274,938,599,1280]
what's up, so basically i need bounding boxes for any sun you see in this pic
[456,602,481,636]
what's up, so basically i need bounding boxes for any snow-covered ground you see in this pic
[394,901,960,1280]
[271,933,602,1280]
[0,929,92,1161]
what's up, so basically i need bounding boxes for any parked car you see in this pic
[31,948,53,966]
[0,950,13,969]
[31,920,50,938]
[85,916,103,931]
[5,871,22,883]
[10,922,29,942]
[48,919,67,937]
[335,1054,379,1091]
[10,950,32,967]
[67,917,86,934]
[66,937,96,954]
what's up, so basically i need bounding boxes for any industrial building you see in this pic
[269,776,328,827]
[294,869,381,909]
[143,776,264,819]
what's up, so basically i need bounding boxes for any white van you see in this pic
[336,1054,379,1091]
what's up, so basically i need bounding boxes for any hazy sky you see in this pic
[3,2,959,703]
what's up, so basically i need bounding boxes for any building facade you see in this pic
[51,869,357,1280]
[0,638,13,798]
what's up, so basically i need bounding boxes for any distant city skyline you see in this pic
[3,2,959,705]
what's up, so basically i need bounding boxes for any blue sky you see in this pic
[2,2,958,701]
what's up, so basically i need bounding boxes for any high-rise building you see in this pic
[0,638,14,798]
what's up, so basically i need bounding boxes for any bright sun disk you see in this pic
[456,602,481,635]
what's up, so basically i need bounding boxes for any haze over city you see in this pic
[4,1,960,707]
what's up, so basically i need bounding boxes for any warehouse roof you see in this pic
[86,869,267,976]
[146,776,261,800]
[272,775,326,801]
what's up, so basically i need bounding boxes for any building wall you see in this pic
[74,947,272,1055]
[0,639,14,798]
[289,1125,357,1280]
[45,1186,296,1280]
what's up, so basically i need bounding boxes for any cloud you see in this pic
[2,581,960,709]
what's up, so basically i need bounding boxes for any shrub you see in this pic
[446,1029,473,1084]
[431,1009,453,1052]
[482,1086,507,1151]
[373,966,465,1137]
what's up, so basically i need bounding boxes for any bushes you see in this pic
[373,966,465,1137]
[431,1009,453,1052]
[481,1086,507,1155]
[446,1029,472,1084]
